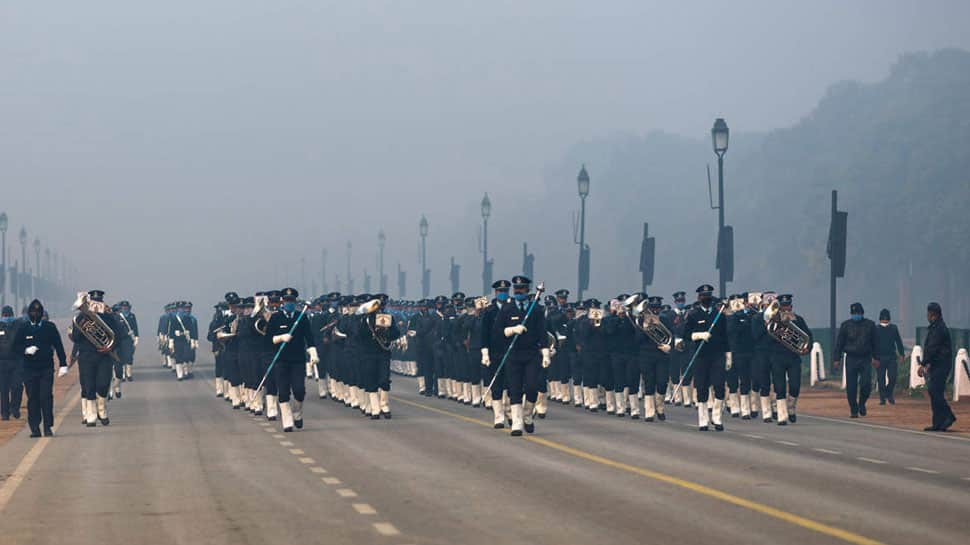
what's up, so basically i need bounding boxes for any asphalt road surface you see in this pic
[1,360,968,545]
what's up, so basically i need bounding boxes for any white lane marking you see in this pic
[743,434,764,439]
[962,477,970,481]
[776,440,800,447]
[337,488,358,498]
[0,390,82,513]
[263,428,276,433]
[259,422,272,427]
[280,441,294,446]
[813,448,842,455]
[373,522,400,536]
[299,457,315,464]
[856,457,888,464]
[310,467,328,474]
[906,467,939,474]
[273,434,285,439]
[322,477,341,485]
[799,414,970,443]
[289,448,304,455]
[353,503,377,515]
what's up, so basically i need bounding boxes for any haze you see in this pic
[3,1,969,324]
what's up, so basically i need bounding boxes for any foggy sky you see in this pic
[3,1,969,315]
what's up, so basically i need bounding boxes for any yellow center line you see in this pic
[392,395,885,545]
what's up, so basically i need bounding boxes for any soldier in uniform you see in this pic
[636,296,672,422]
[206,301,229,397]
[875,308,905,405]
[182,302,199,377]
[545,290,570,405]
[725,294,754,418]
[491,276,547,436]
[254,291,282,420]
[70,290,118,427]
[575,299,606,412]
[603,294,636,416]
[109,303,132,398]
[480,280,511,427]
[682,285,728,431]
[763,294,811,425]
[14,300,67,437]
[157,304,173,369]
[462,296,484,407]
[236,296,263,414]
[751,292,777,421]
[170,301,193,381]
[919,302,956,431]
[666,291,689,406]
[315,292,342,399]
[0,305,25,421]
[266,288,317,431]
[115,301,138,382]
[354,294,401,419]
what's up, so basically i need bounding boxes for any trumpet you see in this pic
[638,310,673,347]
[588,308,604,327]
[763,300,811,355]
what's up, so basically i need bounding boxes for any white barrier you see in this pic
[909,345,925,389]
[954,348,970,402]
[809,342,826,386]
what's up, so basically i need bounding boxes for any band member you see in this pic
[462,296,484,408]
[480,280,512,427]
[637,296,672,422]
[919,302,956,431]
[604,294,637,417]
[726,294,755,419]
[834,302,878,418]
[0,305,25,421]
[266,288,317,432]
[682,285,728,431]
[491,276,546,436]
[875,308,905,405]
[158,304,173,369]
[181,302,199,376]
[115,301,138,382]
[13,300,67,437]
[666,291,689,406]
[254,291,282,420]
[763,294,811,425]
[216,293,242,405]
[751,292,777,422]
[70,290,118,427]
[170,301,193,381]
[546,289,572,405]
[355,294,401,419]
[575,299,606,412]
[207,302,229,397]
[110,303,132,398]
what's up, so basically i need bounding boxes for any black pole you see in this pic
[830,190,837,373]
[717,154,726,299]
[577,196,586,302]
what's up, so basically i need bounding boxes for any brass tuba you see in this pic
[763,300,811,355]
[72,292,117,356]
[639,311,673,347]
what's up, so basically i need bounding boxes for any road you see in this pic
[1,358,967,545]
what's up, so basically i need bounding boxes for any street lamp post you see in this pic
[33,237,40,300]
[711,118,730,299]
[378,229,386,294]
[346,241,353,295]
[0,213,7,307]
[576,165,590,302]
[18,227,27,310]
[419,215,429,298]
[480,193,491,294]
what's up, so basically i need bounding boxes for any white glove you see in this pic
[504,325,527,337]
[58,366,69,378]
[725,351,733,371]
[481,348,491,366]
[398,337,408,351]
[133,336,139,347]
[25,346,39,356]
[691,331,712,342]
[273,333,293,345]
[158,333,164,341]
[407,330,417,337]
[541,348,552,368]
[658,343,672,354]
[191,339,198,350]
[307,347,320,365]
[168,339,175,351]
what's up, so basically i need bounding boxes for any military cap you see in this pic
[696,284,715,295]
[451,292,466,301]
[88,289,106,302]
[850,302,864,315]
[281,287,299,301]
[224,292,240,304]
[242,296,255,306]
[327,292,341,301]
[648,296,663,307]
[492,279,511,290]
[673,291,686,301]
[511,275,531,288]
[777,294,793,305]
[555,289,570,298]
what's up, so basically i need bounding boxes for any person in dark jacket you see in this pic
[875,308,905,405]
[682,284,729,431]
[0,305,25,420]
[834,302,878,418]
[919,302,956,431]
[13,300,67,437]
[70,290,120,427]
[491,276,546,436]
[266,288,316,432]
